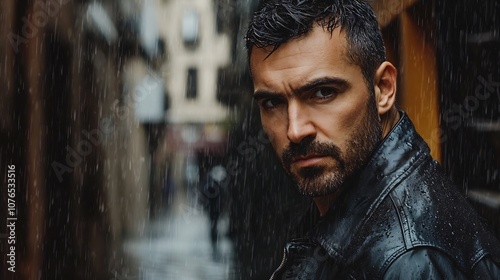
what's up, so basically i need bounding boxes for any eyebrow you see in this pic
[253,76,351,101]
[297,77,350,93]
[253,91,278,102]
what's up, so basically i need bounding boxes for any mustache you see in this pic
[281,140,343,168]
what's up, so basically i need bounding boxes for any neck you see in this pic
[381,107,400,138]
[313,191,342,216]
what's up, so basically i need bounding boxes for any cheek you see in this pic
[263,125,286,154]
[262,113,286,137]
[315,108,359,146]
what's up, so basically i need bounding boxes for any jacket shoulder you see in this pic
[387,157,500,274]
[349,156,500,279]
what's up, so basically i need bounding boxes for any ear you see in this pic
[374,61,397,116]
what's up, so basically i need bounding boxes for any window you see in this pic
[182,9,199,49]
[186,68,198,99]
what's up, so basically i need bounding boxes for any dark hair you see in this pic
[246,0,386,86]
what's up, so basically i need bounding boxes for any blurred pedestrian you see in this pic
[200,165,227,261]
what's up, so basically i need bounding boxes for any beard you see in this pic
[280,97,382,197]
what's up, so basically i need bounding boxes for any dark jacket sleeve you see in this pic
[384,247,500,280]
[471,256,500,279]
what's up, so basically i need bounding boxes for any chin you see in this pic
[293,170,345,197]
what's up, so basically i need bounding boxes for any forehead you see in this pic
[249,26,353,87]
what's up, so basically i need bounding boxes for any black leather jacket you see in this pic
[271,112,500,279]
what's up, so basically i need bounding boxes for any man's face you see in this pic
[250,25,382,197]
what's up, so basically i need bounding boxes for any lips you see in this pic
[292,154,328,168]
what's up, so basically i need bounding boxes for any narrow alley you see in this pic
[123,194,235,280]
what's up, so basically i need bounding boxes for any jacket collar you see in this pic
[310,111,430,263]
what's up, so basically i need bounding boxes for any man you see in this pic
[246,0,500,278]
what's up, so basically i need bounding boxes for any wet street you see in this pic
[122,194,235,280]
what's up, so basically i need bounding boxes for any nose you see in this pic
[287,101,316,144]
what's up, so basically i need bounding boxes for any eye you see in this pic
[313,88,338,99]
[261,98,283,109]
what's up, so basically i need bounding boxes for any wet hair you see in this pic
[246,0,386,86]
